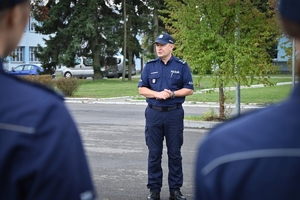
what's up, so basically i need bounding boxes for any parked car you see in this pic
[116,56,136,77]
[62,56,118,78]
[7,64,44,76]
[62,57,94,78]
[100,56,118,78]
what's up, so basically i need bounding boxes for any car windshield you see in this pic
[83,58,93,66]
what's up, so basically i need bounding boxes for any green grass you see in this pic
[186,85,292,104]
[73,78,140,98]
[72,75,295,104]
[185,115,204,121]
[192,76,293,90]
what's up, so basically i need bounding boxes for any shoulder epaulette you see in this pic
[146,58,158,63]
[174,57,186,65]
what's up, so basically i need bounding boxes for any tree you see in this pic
[113,0,149,81]
[32,0,121,80]
[140,0,168,62]
[161,0,280,119]
[32,0,74,71]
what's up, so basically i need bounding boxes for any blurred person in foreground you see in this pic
[0,0,96,199]
[194,0,300,199]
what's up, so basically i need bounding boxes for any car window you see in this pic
[83,58,93,66]
[24,65,32,70]
[74,58,81,65]
[14,66,24,71]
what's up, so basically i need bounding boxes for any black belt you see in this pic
[148,104,181,112]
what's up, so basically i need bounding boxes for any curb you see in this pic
[65,97,233,129]
[64,98,264,109]
[184,120,222,129]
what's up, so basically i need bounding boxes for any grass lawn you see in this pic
[73,78,141,98]
[72,75,296,105]
[186,85,292,104]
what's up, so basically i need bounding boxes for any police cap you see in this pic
[279,0,300,24]
[154,33,175,45]
[0,0,27,11]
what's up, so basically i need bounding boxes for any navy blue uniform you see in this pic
[195,83,300,200]
[0,61,96,200]
[138,56,194,192]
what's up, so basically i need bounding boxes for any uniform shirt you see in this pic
[0,61,96,200]
[138,56,194,107]
[195,83,300,200]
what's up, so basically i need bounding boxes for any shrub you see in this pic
[19,75,55,89]
[55,78,81,97]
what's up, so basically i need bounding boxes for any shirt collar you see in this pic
[159,55,174,65]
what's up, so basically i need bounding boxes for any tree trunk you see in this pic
[92,9,102,80]
[92,46,102,80]
[153,0,159,56]
[122,0,127,82]
[218,84,226,120]
[127,49,132,81]
[140,56,144,72]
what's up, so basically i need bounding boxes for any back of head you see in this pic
[0,0,27,11]
[279,0,300,39]
[0,0,30,58]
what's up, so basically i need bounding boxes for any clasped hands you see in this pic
[155,89,172,100]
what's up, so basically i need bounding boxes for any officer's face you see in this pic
[155,43,174,59]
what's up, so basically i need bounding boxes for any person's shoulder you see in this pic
[4,73,64,102]
[29,83,64,102]
[146,58,159,64]
[203,105,281,144]
[173,57,187,65]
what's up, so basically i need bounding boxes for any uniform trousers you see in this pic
[145,105,184,192]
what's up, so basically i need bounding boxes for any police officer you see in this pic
[0,0,96,199]
[138,33,194,200]
[195,0,300,199]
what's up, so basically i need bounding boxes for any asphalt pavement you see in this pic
[65,96,264,129]
[65,81,292,199]
[65,81,293,129]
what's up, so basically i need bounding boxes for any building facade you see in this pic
[274,36,292,73]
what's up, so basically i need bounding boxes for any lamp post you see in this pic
[292,38,296,90]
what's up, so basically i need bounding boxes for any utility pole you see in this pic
[235,10,241,117]
[122,0,127,82]
[292,39,296,90]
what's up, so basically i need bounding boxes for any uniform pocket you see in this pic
[170,73,182,87]
[149,74,160,90]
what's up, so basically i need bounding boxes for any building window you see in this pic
[29,47,39,62]
[11,47,24,62]
[29,16,42,32]
[29,17,36,32]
